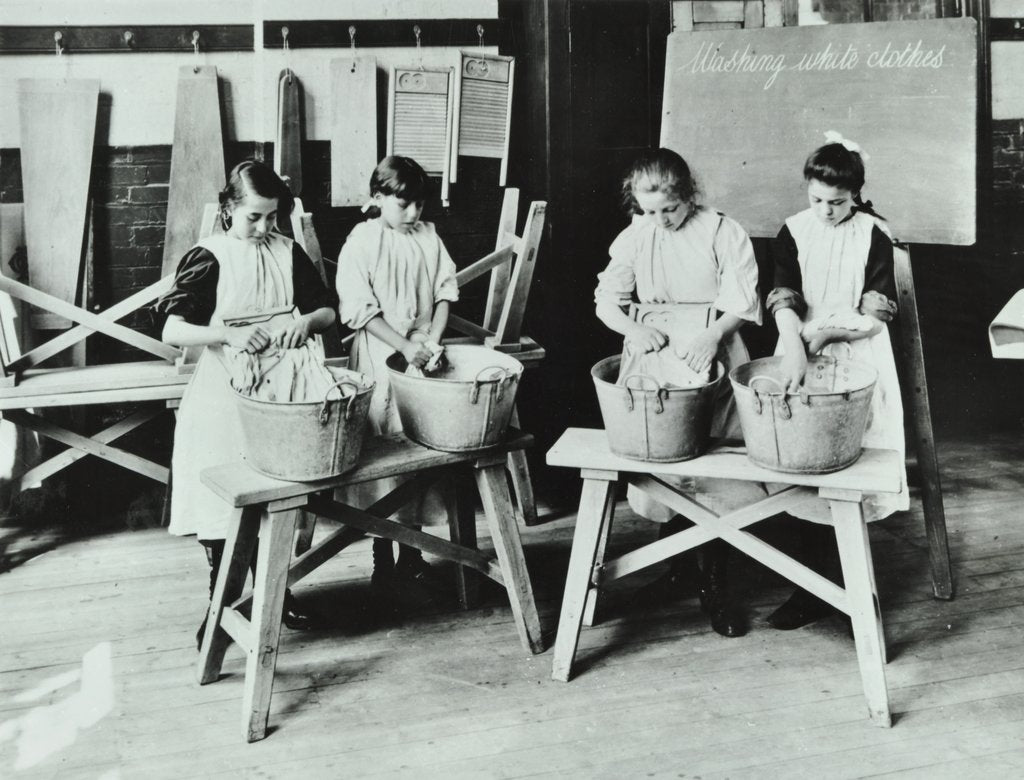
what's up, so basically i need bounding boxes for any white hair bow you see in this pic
[824,130,870,162]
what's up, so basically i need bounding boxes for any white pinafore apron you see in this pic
[168,233,294,540]
[619,302,766,522]
[775,210,909,522]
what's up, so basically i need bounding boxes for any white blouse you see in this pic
[336,218,459,337]
[595,206,762,325]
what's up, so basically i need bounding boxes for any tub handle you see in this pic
[320,379,360,424]
[623,374,668,414]
[470,366,512,405]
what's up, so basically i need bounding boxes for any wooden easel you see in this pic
[893,244,953,599]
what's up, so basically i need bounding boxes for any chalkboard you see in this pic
[661,19,977,245]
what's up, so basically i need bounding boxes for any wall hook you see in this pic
[281,26,289,51]
[123,30,135,48]
[477,24,484,49]
[54,30,63,56]
[413,24,422,69]
[192,29,201,72]
[349,25,357,71]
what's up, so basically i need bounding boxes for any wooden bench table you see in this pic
[196,429,544,742]
[547,427,903,727]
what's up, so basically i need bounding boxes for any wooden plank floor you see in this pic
[2,433,1024,778]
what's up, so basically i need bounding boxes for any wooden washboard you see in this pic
[387,67,455,205]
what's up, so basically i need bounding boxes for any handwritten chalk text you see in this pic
[681,39,948,90]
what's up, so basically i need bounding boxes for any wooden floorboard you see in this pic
[2,433,1024,776]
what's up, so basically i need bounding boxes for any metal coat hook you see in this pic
[123,30,135,48]
[413,24,422,69]
[191,30,202,71]
[54,31,63,56]
[477,24,485,49]
[349,25,356,71]
[281,26,292,82]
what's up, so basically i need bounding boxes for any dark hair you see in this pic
[621,148,699,215]
[369,156,433,203]
[218,160,294,231]
[803,142,882,218]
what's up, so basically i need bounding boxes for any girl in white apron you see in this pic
[767,133,909,630]
[152,161,337,645]
[335,156,459,606]
[595,148,763,637]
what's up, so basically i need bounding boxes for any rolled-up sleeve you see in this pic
[766,225,808,318]
[433,235,459,304]
[595,226,637,308]
[713,216,762,325]
[336,228,383,331]
[149,247,219,333]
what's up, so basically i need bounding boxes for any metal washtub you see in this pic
[729,355,877,474]
[386,345,523,452]
[233,366,374,481]
[592,355,723,463]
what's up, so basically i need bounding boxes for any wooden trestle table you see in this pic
[547,427,903,727]
[196,430,544,742]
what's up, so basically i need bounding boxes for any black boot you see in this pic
[767,521,842,631]
[697,540,747,638]
[634,516,701,605]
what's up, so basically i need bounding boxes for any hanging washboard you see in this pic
[387,66,454,205]
[451,52,514,186]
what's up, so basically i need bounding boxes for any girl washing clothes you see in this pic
[335,155,459,606]
[151,160,337,645]
[766,133,909,630]
[595,148,763,637]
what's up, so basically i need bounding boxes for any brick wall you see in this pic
[0,143,507,526]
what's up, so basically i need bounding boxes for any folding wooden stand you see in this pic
[547,428,901,727]
[447,188,547,525]
[197,430,544,742]
[0,260,186,490]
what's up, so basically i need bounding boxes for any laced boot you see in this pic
[767,521,843,631]
[697,540,747,638]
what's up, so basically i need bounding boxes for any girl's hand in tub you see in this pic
[401,338,434,369]
[625,323,668,354]
[676,327,721,374]
[224,323,271,354]
[780,349,807,393]
[273,317,314,349]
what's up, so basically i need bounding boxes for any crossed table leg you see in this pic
[547,429,900,727]
[196,432,543,742]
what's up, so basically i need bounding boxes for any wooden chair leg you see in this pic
[507,406,539,526]
[581,497,615,628]
[447,472,480,610]
[197,506,259,685]
[552,474,617,682]
[475,463,544,654]
[830,499,891,727]
[243,507,299,743]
